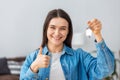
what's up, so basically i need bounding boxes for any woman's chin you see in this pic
[52,42,63,46]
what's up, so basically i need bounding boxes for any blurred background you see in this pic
[0,0,120,79]
[0,0,119,57]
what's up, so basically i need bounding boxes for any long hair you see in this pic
[41,9,73,48]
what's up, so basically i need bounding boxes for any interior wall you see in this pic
[0,0,120,57]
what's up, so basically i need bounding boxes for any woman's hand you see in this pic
[87,18,103,42]
[30,46,50,73]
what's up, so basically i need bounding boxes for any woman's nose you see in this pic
[54,29,60,36]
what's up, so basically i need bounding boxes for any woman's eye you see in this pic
[60,28,66,30]
[50,27,55,29]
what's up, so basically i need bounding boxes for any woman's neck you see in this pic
[47,43,63,53]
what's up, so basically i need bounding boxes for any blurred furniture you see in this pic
[0,57,25,80]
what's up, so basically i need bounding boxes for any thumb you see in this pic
[39,46,43,55]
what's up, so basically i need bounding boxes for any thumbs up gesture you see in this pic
[30,46,50,73]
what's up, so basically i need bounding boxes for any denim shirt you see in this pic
[20,40,114,80]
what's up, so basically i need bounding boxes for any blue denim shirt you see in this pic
[20,40,114,80]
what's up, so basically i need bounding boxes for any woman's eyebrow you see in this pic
[61,26,67,28]
[49,25,67,28]
[49,25,55,27]
[61,26,68,29]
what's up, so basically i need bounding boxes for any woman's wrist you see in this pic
[30,63,39,73]
[94,33,103,42]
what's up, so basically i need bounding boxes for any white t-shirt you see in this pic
[49,52,65,80]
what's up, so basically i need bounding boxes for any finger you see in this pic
[88,18,98,25]
[87,21,92,29]
[87,21,91,24]
[91,22,98,28]
[87,22,93,30]
[91,18,97,23]
[94,24,101,30]
[88,20,100,28]
[43,62,49,68]
[43,55,50,60]
[39,46,43,55]
[43,59,50,63]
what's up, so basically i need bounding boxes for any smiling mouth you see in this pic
[53,37,62,41]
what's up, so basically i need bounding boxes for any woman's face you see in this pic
[47,17,69,46]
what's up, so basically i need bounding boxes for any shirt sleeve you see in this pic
[83,40,114,79]
[19,50,39,80]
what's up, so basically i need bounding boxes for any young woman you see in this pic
[20,9,114,80]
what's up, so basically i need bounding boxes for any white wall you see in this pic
[0,0,120,57]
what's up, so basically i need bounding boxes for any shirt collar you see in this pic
[42,46,49,55]
[63,44,73,56]
[42,44,73,56]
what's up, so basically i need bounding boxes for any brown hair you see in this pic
[41,9,73,48]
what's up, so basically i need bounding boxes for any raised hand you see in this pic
[87,18,103,42]
[87,18,102,35]
[30,46,50,73]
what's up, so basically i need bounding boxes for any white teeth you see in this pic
[54,38,60,40]
[53,37,61,40]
